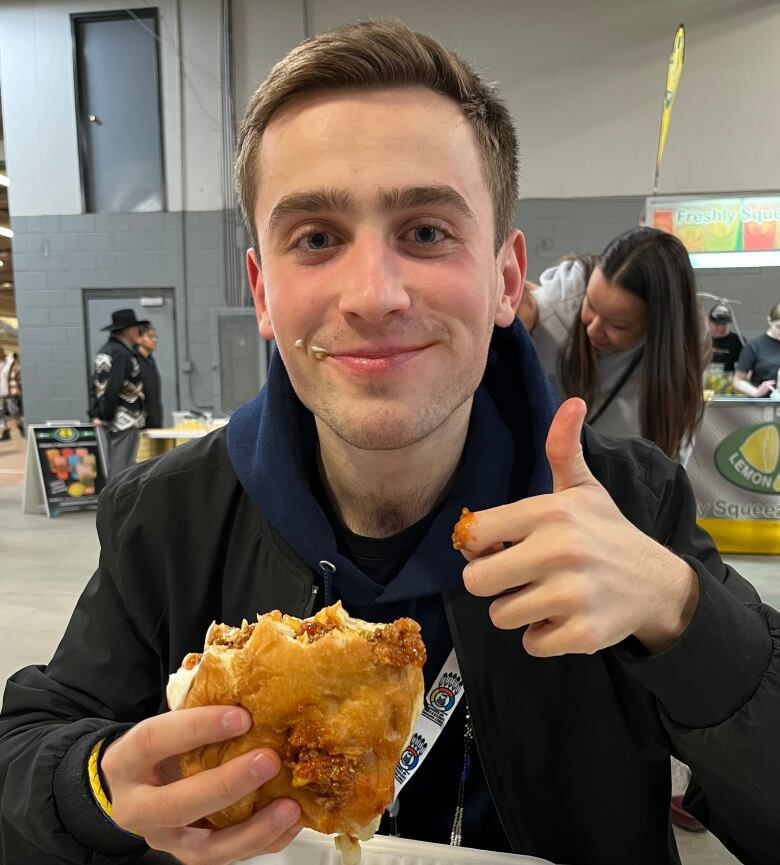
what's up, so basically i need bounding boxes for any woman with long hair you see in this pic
[519,226,709,461]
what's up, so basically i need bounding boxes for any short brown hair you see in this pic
[234,20,518,254]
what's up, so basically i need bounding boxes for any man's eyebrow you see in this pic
[379,185,475,220]
[267,189,355,234]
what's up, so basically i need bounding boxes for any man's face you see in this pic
[139,328,158,353]
[768,318,780,340]
[709,320,730,339]
[247,87,524,451]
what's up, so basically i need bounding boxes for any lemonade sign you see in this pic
[646,194,780,254]
[715,422,780,495]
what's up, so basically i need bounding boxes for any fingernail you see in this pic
[223,709,249,732]
[249,752,277,779]
[273,800,301,829]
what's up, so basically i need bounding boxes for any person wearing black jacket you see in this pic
[89,309,148,477]
[2,21,780,865]
[137,324,164,429]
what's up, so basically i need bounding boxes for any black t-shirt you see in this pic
[711,332,744,372]
[735,334,780,387]
[312,474,511,852]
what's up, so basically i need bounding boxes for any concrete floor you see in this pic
[1,429,776,865]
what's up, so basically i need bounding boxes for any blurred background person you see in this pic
[136,324,163,429]
[518,226,709,462]
[707,304,744,373]
[733,300,780,398]
[7,353,23,438]
[0,351,12,442]
[89,309,147,477]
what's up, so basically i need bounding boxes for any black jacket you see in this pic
[2,325,779,865]
[89,336,144,433]
[137,353,163,428]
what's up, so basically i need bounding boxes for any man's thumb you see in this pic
[545,398,593,493]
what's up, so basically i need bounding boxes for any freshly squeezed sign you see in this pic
[646,194,780,253]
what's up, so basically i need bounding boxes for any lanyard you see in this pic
[394,648,465,796]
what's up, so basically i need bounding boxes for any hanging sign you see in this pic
[652,24,685,195]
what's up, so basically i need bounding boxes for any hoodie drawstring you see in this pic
[319,560,336,605]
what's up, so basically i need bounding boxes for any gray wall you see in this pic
[13,198,780,424]
[517,197,780,341]
[12,211,232,424]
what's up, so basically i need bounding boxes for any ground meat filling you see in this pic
[367,619,427,667]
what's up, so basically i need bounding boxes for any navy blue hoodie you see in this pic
[227,319,559,848]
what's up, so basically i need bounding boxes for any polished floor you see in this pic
[1,428,776,864]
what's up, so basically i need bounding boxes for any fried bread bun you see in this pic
[167,602,426,863]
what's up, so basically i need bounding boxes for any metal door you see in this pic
[211,310,269,414]
[85,291,178,425]
[74,10,165,213]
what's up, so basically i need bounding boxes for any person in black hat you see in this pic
[707,303,743,373]
[89,309,148,477]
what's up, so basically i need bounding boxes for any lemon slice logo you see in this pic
[739,425,780,474]
[715,422,780,495]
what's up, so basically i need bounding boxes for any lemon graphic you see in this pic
[774,474,780,493]
[739,425,780,474]
[68,482,86,498]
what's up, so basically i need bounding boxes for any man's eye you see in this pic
[410,225,445,244]
[301,231,331,250]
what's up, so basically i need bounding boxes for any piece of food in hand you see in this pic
[167,602,426,864]
[452,506,475,550]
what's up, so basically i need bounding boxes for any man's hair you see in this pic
[234,20,518,255]
[769,301,780,322]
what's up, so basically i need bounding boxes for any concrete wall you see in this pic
[239,0,780,199]
[12,211,226,423]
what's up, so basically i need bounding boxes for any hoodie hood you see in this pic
[227,319,560,605]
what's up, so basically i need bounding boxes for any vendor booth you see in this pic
[687,397,780,554]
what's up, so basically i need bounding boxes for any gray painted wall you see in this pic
[518,197,780,341]
[12,210,235,424]
[12,198,780,424]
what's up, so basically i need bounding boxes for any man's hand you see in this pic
[457,398,699,657]
[101,706,302,865]
[91,418,105,428]
[756,380,776,398]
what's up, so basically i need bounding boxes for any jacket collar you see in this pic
[227,320,560,605]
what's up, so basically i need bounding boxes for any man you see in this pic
[707,303,743,372]
[89,308,147,477]
[0,350,11,441]
[137,324,164,429]
[2,21,779,865]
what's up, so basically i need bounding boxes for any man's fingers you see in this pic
[112,707,252,777]
[545,397,594,493]
[171,799,302,865]
[487,584,570,631]
[133,749,282,831]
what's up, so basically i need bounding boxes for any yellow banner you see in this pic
[697,518,780,555]
[653,25,685,195]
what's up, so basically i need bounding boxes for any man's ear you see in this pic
[495,230,527,327]
[246,247,275,341]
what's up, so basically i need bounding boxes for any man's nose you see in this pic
[337,234,410,323]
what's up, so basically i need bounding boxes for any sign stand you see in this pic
[22,421,108,518]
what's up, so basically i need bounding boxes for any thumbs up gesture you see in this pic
[455,399,699,657]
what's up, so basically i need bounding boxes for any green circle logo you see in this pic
[715,422,780,495]
[54,427,77,443]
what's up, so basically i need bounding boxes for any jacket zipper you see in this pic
[303,584,319,617]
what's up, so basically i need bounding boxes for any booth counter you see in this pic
[687,397,780,554]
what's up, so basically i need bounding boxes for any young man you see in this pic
[2,21,779,865]
[89,309,148,477]
[707,303,743,373]
[137,325,164,429]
